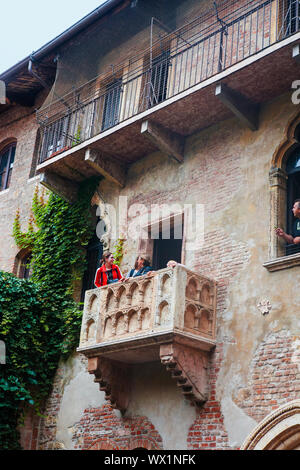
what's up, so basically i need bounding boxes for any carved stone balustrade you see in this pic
[77,265,217,411]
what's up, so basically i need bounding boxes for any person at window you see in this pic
[125,255,153,279]
[94,251,124,287]
[275,199,300,245]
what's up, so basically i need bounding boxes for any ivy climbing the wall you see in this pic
[0,177,99,450]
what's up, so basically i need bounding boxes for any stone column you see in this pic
[269,167,287,259]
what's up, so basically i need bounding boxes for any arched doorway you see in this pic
[241,400,300,450]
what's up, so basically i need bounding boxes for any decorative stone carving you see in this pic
[257,299,272,316]
[78,265,217,411]
[88,356,131,412]
[241,400,300,450]
[160,343,209,405]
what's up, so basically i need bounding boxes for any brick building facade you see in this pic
[1,0,300,450]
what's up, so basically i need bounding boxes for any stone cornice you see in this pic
[263,253,300,272]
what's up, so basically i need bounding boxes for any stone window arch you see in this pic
[87,438,119,450]
[128,437,162,451]
[241,400,300,450]
[13,248,32,279]
[264,112,300,271]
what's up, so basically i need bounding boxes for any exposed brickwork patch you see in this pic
[188,344,232,450]
[72,404,163,450]
[234,331,300,423]
[19,406,41,451]
[38,367,64,450]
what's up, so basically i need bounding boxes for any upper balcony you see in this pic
[36,0,300,199]
[77,264,217,411]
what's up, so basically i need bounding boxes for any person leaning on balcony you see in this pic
[94,251,124,287]
[275,199,300,246]
[125,255,154,279]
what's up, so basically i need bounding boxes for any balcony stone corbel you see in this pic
[141,120,184,163]
[40,170,79,203]
[215,83,259,131]
[292,44,300,64]
[160,343,209,406]
[88,356,131,412]
[85,148,126,187]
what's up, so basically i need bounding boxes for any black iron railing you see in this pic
[37,0,300,164]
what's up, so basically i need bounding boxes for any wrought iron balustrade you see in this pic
[37,0,299,164]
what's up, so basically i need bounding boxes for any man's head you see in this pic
[292,200,300,218]
[135,255,150,270]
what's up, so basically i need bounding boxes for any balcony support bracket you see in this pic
[141,120,184,163]
[292,44,300,64]
[85,148,126,188]
[160,342,209,406]
[40,170,78,203]
[215,83,259,131]
[88,356,131,413]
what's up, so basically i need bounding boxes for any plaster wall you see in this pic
[35,92,300,450]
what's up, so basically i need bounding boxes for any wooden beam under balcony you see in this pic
[215,83,259,131]
[85,148,126,188]
[141,120,184,163]
[40,170,79,203]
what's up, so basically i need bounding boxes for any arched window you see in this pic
[0,143,16,191]
[13,249,33,279]
[19,252,33,279]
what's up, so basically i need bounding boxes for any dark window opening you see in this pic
[284,0,300,36]
[286,147,300,255]
[19,252,32,279]
[81,232,103,302]
[0,143,16,191]
[102,80,122,131]
[41,116,69,162]
[149,50,170,107]
[152,223,183,271]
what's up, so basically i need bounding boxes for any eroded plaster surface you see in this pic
[55,355,108,450]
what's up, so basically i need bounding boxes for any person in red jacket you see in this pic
[94,251,124,287]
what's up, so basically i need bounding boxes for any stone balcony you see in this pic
[77,264,217,411]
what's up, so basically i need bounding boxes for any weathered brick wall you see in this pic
[0,103,40,272]
[72,405,163,450]
[3,0,300,452]
[19,406,41,451]
[188,345,232,450]
[234,331,300,423]
[14,95,300,450]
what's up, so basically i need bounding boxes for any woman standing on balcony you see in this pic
[125,255,153,279]
[94,251,124,287]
